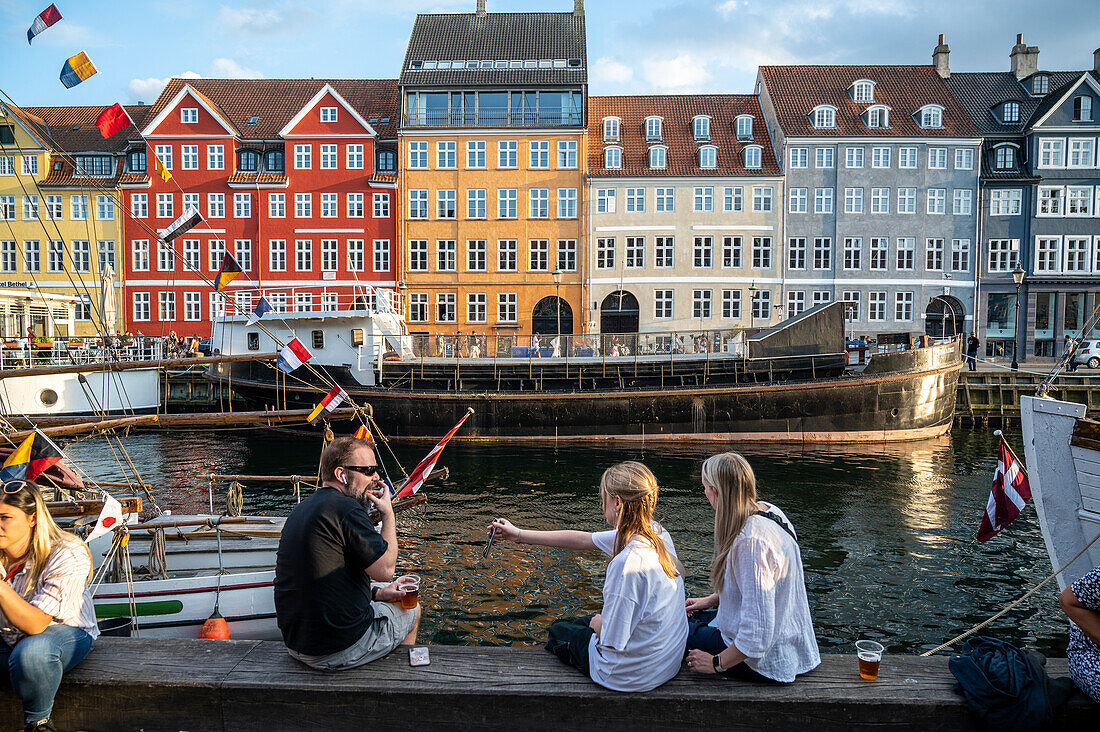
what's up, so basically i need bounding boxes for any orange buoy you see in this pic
[199,609,231,639]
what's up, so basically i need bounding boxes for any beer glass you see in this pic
[856,640,884,680]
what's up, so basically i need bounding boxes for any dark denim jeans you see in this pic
[0,624,94,725]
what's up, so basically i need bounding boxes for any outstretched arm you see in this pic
[489,518,596,551]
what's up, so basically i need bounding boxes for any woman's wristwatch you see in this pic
[712,654,724,673]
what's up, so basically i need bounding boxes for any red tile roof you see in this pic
[759,65,981,138]
[143,78,400,140]
[588,95,780,177]
[226,171,288,185]
[118,172,149,185]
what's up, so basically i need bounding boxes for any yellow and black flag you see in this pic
[0,431,62,483]
[214,252,243,292]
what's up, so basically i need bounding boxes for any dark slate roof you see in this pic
[400,12,586,87]
[978,138,1039,182]
[1027,70,1100,129]
[946,71,1083,134]
[759,65,980,138]
[142,78,400,139]
[20,104,153,153]
[588,95,780,177]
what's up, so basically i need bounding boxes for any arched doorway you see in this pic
[600,291,640,334]
[532,296,573,336]
[925,295,964,338]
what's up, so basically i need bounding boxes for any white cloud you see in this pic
[210,58,264,78]
[640,54,711,90]
[592,57,634,84]
[218,6,292,34]
[127,72,201,103]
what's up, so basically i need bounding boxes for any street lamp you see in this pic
[1012,263,1025,371]
[552,268,563,355]
[748,280,757,331]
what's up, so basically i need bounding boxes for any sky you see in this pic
[1,0,1098,108]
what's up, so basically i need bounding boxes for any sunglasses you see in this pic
[343,465,380,478]
[2,480,29,494]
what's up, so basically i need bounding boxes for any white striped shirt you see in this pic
[0,538,99,646]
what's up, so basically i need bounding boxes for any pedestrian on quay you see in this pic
[274,436,419,670]
[1060,564,1100,703]
[684,452,820,683]
[488,462,688,692]
[966,332,980,372]
[1065,335,1079,373]
[0,481,99,732]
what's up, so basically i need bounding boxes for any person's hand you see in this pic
[374,577,411,603]
[364,484,394,517]
[686,649,718,674]
[685,595,716,615]
[588,613,602,637]
[489,518,521,542]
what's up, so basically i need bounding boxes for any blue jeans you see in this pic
[0,624,94,725]
[686,610,779,683]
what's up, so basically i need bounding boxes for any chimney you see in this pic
[1094,47,1100,73]
[476,0,486,16]
[574,0,584,16]
[933,34,950,79]
[1010,34,1040,79]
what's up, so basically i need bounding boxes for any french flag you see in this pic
[27,4,62,44]
[277,338,312,374]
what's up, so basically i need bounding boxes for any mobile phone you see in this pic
[409,646,430,667]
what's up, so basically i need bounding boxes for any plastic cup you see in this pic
[399,583,419,609]
[856,640,884,680]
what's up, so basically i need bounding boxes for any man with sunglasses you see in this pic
[274,436,420,670]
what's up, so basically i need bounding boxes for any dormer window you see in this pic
[127,149,146,173]
[1032,75,1049,95]
[605,146,622,169]
[735,115,753,140]
[180,108,198,124]
[1074,96,1093,122]
[377,148,397,172]
[645,116,663,142]
[698,145,717,169]
[238,149,259,172]
[918,104,944,129]
[993,144,1017,171]
[603,117,620,141]
[692,115,711,141]
[866,105,890,129]
[649,146,667,169]
[1001,101,1020,123]
[264,149,284,172]
[851,79,875,103]
[320,107,338,123]
[811,105,837,129]
[743,145,762,169]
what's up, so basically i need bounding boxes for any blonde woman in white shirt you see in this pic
[684,452,820,683]
[489,462,688,692]
[0,481,99,732]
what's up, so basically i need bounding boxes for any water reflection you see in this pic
[64,428,1068,655]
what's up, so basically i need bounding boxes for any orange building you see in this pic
[398,3,588,346]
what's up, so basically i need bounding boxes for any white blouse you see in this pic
[713,503,820,682]
[1,538,100,647]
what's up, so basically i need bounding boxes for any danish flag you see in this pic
[393,409,473,500]
[977,437,1032,543]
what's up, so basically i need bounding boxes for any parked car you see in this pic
[1072,340,1100,369]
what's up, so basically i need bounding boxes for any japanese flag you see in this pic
[86,492,124,543]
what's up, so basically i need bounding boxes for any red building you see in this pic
[121,79,399,336]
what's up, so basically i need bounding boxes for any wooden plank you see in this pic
[1073,416,1100,442]
[46,497,141,518]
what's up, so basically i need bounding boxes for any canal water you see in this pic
[66,427,1069,656]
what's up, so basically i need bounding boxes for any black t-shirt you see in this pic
[274,486,388,655]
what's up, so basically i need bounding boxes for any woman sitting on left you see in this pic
[0,481,99,732]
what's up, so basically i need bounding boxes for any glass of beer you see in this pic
[398,582,419,609]
[856,640,884,680]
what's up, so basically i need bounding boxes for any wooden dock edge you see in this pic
[0,639,1092,731]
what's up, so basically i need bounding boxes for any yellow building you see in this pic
[0,102,147,338]
[398,4,589,345]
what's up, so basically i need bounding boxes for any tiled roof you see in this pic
[21,104,152,152]
[371,172,398,185]
[39,158,124,187]
[143,79,400,139]
[400,12,586,86]
[1027,70,1100,129]
[945,71,1082,134]
[226,171,288,185]
[760,65,980,138]
[978,138,1039,181]
[118,172,149,185]
[588,95,780,177]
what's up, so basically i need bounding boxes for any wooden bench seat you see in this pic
[0,639,1093,731]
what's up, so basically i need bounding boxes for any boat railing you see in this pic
[0,336,165,369]
[214,284,399,320]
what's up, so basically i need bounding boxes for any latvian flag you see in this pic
[27,4,61,44]
[394,408,473,499]
[277,338,312,374]
[307,385,348,425]
[977,436,1032,543]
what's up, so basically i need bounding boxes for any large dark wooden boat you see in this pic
[206,299,962,443]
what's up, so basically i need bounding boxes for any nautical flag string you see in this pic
[246,297,273,326]
[353,423,373,441]
[307,385,348,425]
[60,51,97,89]
[277,337,312,373]
[159,206,203,243]
[27,4,62,44]
[213,252,242,292]
[977,435,1032,543]
[394,408,473,500]
[96,103,132,139]
[0,431,63,483]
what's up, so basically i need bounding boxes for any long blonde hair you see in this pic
[600,461,679,579]
[701,452,758,593]
[0,482,92,598]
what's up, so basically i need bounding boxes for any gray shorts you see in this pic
[288,599,418,671]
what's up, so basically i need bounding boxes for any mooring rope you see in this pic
[920,531,1100,656]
